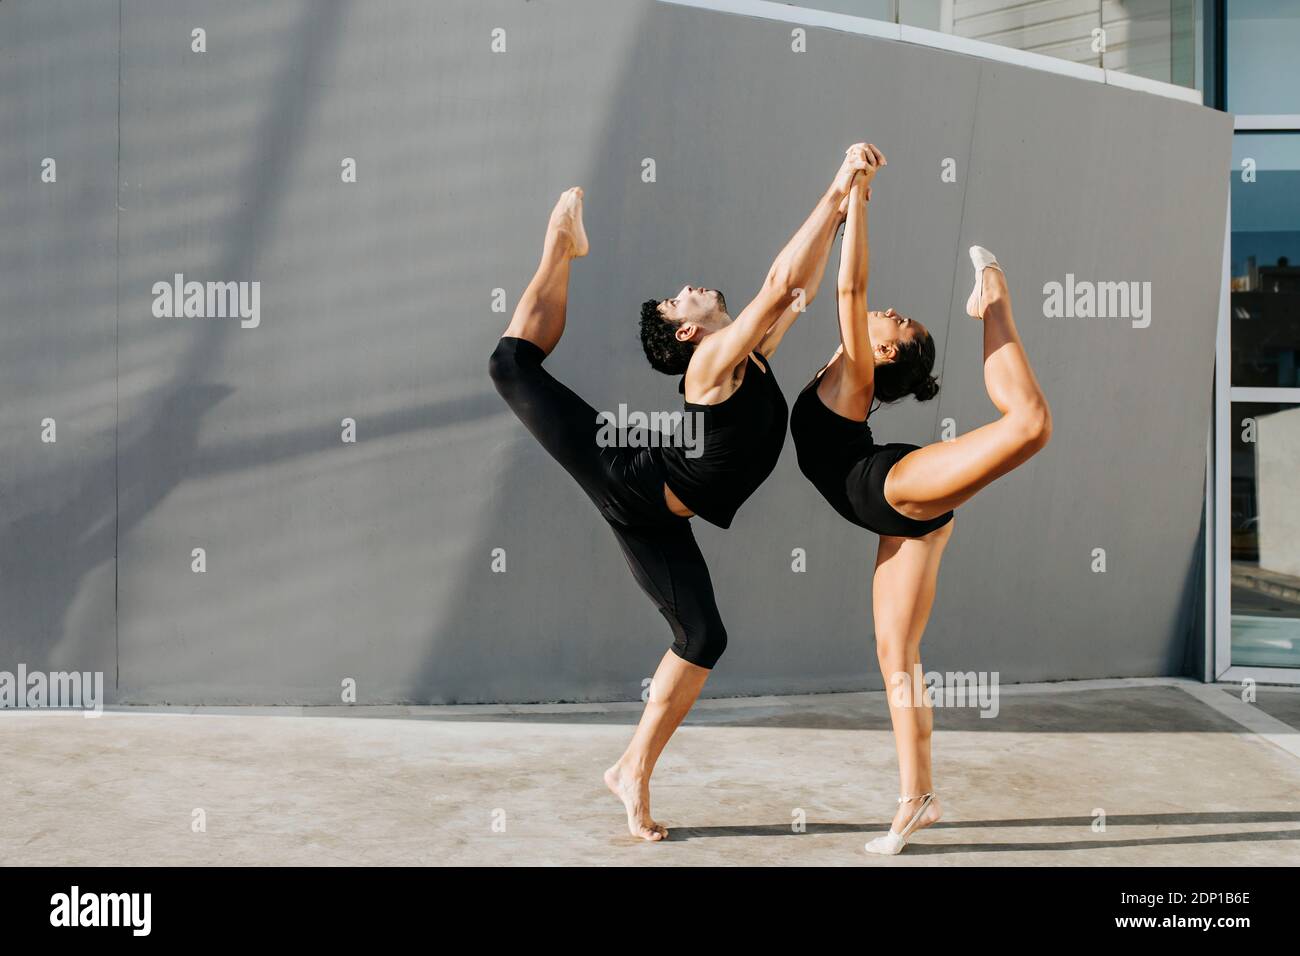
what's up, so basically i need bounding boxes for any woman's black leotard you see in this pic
[790,373,953,539]
[490,337,783,669]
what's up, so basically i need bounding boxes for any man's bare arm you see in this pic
[691,146,872,383]
[755,242,831,360]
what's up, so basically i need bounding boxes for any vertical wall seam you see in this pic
[114,0,122,691]
[932,63,982,441]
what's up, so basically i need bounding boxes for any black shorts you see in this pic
[488,337,728,668]
[791,382,954,539]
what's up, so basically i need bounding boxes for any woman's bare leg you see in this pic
[501,187,589,355]
[883,262,1051,521]
[604,651,710,842]
[871,521,953,836]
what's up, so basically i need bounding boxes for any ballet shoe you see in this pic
[964,245,1002,319]
[865,792,936,856]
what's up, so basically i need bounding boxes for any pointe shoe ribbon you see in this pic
[864,792,935,856]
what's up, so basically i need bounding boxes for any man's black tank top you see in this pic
[657,353,788,529]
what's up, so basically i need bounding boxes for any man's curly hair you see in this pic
[639,299,695,375]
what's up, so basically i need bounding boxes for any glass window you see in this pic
[1226,0,1300,114]
[1230,401,1300,668]
[1230,133,1300,387]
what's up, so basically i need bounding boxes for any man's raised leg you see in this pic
[502,187,589,355]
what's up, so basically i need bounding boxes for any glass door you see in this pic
[1214,23,1300,682]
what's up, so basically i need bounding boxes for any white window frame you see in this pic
[1212,113,1300,685]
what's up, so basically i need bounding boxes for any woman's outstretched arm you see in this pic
[814,144,884,420]
[835,170,874,396]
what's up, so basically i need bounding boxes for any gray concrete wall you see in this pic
[0,0,1231,704]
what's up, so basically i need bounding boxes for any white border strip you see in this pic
[1178,682,1300,759]
[1221,666,1300,688]
[659,0,900,39]
[1229,387,1300,403]
[1105,68,1203,105]
[1235,115,1300,131]
[1204,416,1214,683]
[1214,194,1232,679]
[659,0,1202,103]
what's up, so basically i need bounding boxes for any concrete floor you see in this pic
[3,678,1299,866]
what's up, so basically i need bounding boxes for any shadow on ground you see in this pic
[670,812,1300,852]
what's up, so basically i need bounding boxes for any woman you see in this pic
[489,146,869,841]
[790,147,1052,855]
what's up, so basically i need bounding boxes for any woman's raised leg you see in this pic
[883,250,1051,521]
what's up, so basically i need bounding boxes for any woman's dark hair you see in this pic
[873,332,939,404]
[639,299,695,375]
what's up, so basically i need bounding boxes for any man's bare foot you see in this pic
[548,187,589,258]
[603,763,667,841]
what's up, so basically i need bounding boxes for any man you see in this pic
[488,146,873,839]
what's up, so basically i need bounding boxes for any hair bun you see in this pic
[913,375,940,402]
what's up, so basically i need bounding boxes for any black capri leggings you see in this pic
[488,336,728,669]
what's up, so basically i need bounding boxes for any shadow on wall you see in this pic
[0,0,120,673]
[416,2,684,703]
[107,0,676,704]
[0,1,348,677]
